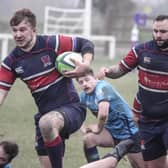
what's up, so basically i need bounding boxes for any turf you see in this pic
[0,57,138,168]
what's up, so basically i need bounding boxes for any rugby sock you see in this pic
[45,135,63,168]
[83,145,100,163]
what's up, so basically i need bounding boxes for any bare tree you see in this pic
[92,0,136,36]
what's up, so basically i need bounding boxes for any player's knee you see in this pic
[39,114,53,135]
[83,134,97,147]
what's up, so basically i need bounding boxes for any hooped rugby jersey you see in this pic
[0,35,94,114]
[120,40,168,118]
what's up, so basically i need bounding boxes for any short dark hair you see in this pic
[0,141,19,163]
[83,68,94,76]
[10,8,36,27]
[76,68,94,81]
[154,15,168,22]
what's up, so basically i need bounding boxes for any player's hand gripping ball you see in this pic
[56,51,82,74]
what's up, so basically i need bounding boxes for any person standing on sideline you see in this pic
[77,69,145,168]
[0,141,19,168]
[130,24,139,47]
[98,15,168,168]
[0,8,94,168]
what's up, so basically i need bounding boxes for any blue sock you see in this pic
[84,145,100,162]
[45,136,63,168]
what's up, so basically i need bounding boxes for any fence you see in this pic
[44,4,116,59]
[0,1,116,61]
[0,33,13,61]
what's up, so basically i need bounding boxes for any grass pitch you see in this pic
[0,57,138,168]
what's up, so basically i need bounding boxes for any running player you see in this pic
[98,15,168,168]
[0,8,94,168]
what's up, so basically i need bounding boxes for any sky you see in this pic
[0,0,167,22]
[0,0,80,22]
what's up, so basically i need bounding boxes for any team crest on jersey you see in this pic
[41,55,52,67]
[15,66,24,74]
[144,56,151,64]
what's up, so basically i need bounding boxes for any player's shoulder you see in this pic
[96,80,115,95]
[135,40,156,50]
[3,47,19,63]
[97,80,112,88]
[37,34,57,49]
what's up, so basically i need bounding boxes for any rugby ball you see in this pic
[56,51,82,74]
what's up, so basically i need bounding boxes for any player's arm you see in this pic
[64,37,94,78]
[91,101,109,134]
[0,89,8,106]
[80,122,91,135]
[82,52,93,66]
[98,64,127,80]
[0,62,16,105]
[75,37,94,64]
[97,50,137,80]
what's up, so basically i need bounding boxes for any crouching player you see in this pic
[77,69,145,168]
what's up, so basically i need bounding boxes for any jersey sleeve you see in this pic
[0,58,16,91]
[120,48,138,72]
[96,82,115,103]
[51,35,94,56]
[73,37,94,55]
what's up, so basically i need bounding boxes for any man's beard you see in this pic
[153,37,168,50]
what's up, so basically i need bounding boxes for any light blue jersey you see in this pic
[80,80,138,140]
[4,164,11,168]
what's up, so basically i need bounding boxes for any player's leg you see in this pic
[83,127,114,162]
[34,112,52,168]
[138,119,168,168]
[142,124,168,168]
[102,138,134,162]
[146,156,168,168]
[145,124,168,168]
[80,157,117,168]
[38,155,52,168]
[39,103,86,168]
[81,138,135,168]
[127,153,146,168]
[39,111,64,168]
[126,132,146,168]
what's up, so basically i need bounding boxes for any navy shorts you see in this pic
[34,103,86,156]
[138,118,168,161]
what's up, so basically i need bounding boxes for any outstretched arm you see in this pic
[97,64,127,80]
[97,49,138,80]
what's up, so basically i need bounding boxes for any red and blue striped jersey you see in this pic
[120,40,168,119]
[0,35,94,114]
